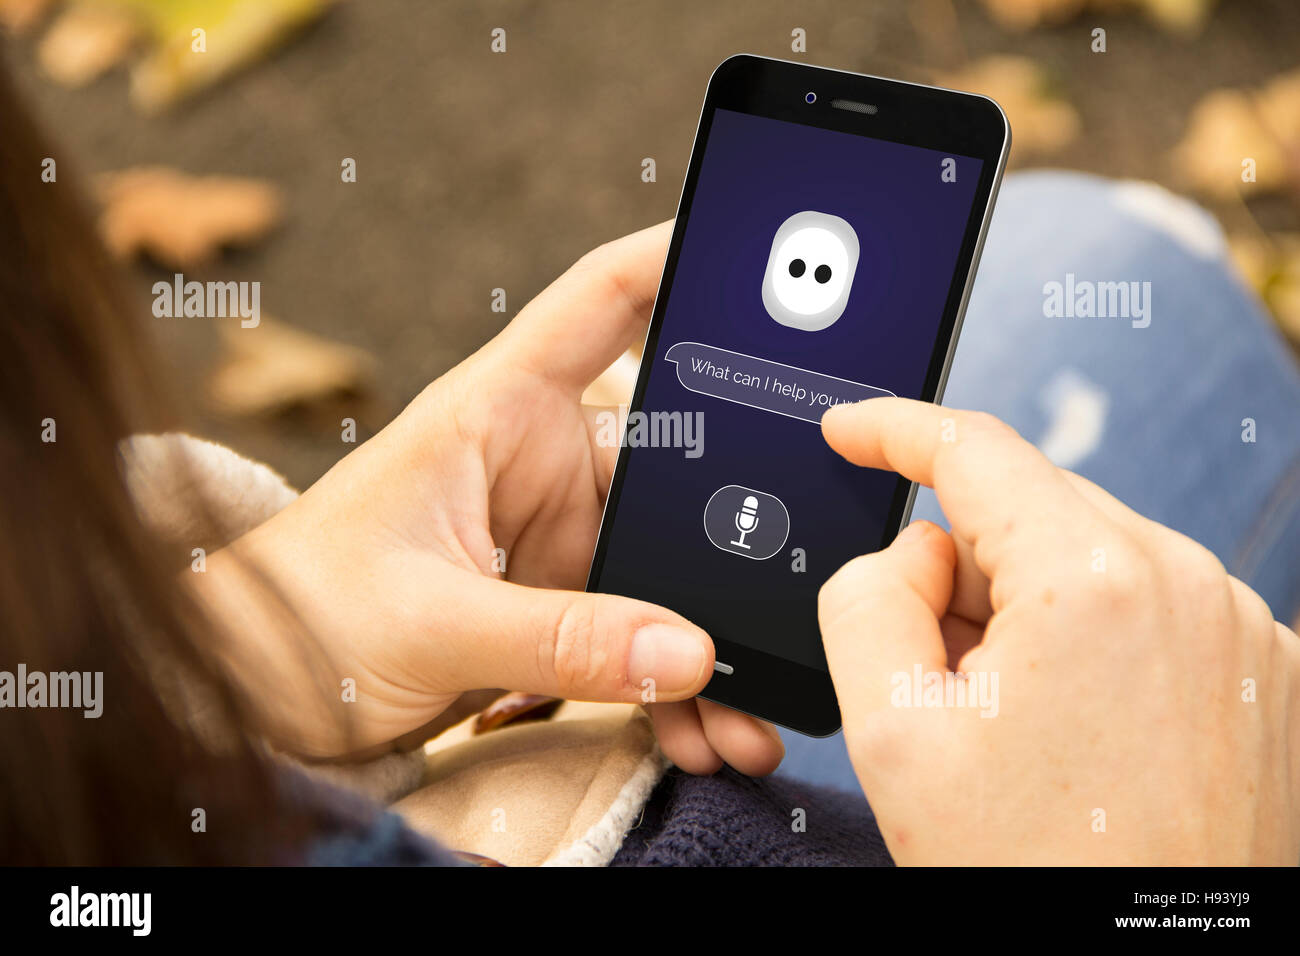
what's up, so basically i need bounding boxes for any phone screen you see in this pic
[590,104,987,675]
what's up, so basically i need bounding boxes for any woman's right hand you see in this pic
[817,398,1300,864]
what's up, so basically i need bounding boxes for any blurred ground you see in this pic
[5,0,1300,488]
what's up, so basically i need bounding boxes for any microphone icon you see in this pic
[730,495,760,549]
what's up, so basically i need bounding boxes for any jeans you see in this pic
[779,170,1300,793]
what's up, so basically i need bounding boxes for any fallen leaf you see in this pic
[1228,233,1300,343]
[1271,274,1300,343]
[207,316,376,418]
[1170,90,1288,199]
[1138,0,1216,35]
[124,0,331,112]
[978,0,1086,31]
[37,3,139,87]
[1255,69,1300,194]
[472,693,563,735]
[1171,69,1300,202]
[97,165,282,269]
[0,0,54,34]
[939,56,1079,158]
[978,0,1216,34]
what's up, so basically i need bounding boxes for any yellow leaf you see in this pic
[127,0,331,112]
[1266,235,1300,343]
[978,0,1086,31]
[1138,0,1216,35]
[1271,276,1300,343]
[1227,233,1300,344]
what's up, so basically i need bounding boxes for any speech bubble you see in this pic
[664,341,894,425]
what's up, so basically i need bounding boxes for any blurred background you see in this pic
[2,0,1298,489]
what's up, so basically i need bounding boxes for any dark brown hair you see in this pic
[0,48,319,864]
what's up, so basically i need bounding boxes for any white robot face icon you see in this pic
[761,211,860,332]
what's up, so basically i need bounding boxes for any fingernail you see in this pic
[823,398,872,419]
[629,624,709,695]
[820,403,849,425]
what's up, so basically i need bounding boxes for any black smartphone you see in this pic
[586,55,1009,736]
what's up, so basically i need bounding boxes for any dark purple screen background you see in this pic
[595,108,982,669]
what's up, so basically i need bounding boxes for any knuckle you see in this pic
[571,241,613,277]
[1101,566,1155,611]
[569,241,645,317]
[939,412,1021,475]
[820,553,881,623]
[1147,534,1237,626]
[1274,621,1300,673]
[958,409,1018,440]
[1228,575,1275,633]
[1074,538,1155,607]
[1169,536,1229,592]
[543,601,608,690]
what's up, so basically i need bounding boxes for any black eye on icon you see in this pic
[788,259,833,283]
[790,260,832,282]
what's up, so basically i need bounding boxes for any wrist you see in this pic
[185,524,352,758]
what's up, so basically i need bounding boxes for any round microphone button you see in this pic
[703,485,790,560]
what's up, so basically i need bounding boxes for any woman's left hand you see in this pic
[197,221,784,775]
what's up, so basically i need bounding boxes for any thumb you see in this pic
[496,221,671,394]
[435,572,714,704]
[819,521,955,727]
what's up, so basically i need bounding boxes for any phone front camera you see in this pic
[805,92,816,104]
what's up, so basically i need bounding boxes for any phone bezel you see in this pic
[585,54,1010,737]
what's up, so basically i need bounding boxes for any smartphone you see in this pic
[586,54,1009,736]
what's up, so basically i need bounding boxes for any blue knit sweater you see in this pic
[613,767,893,866]
[301,766,892,866]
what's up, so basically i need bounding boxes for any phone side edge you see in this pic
[898,98,1012,531]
